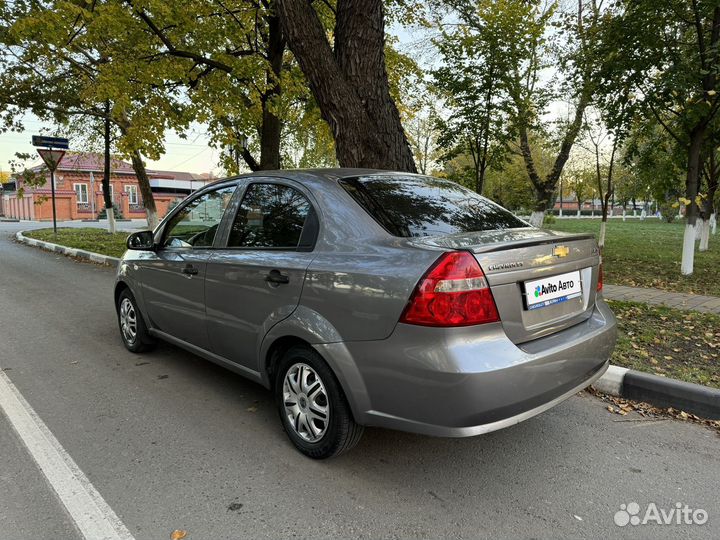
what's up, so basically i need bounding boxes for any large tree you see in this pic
[435,0,604,226]
[276,0,417,171]
[0,0,196,228]
[125,0,287,172]
[432,2,514,194]
[600,0,720,274]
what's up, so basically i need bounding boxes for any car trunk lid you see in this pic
[410,228,601,344]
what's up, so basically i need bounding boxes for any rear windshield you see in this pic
[339,175,529,237]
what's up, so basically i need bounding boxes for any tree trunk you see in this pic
[117,114,158,229]
[129,150,158,229]
[701,149,718,249]
[102,101,116,234]
[529,210,545,228]
[259,13,284,170]
[518,88,590,226]
[699,219,711,251]
[276,0,416,171]
[598,139,617,249]
[681,125,705,275]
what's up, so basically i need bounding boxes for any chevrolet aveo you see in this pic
[115,170,617,459]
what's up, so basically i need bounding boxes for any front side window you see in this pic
[125,185,138,205]
[339,175,529,237]
[162,185,236,248]
[74,183,88,204]
[228,183,312,249]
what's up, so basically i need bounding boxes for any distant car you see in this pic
[115,170,616,459]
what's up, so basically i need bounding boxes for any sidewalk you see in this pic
[603,284,720,314]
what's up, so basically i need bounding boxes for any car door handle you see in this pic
[182,264,199,276]
[265,269,290,284]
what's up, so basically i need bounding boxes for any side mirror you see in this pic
[127,230,156,251]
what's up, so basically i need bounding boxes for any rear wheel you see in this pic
[275,346,363,459]
[117,289,155,353]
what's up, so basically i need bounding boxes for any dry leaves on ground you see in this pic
[587,387,720,435]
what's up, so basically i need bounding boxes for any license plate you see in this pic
[524,270,582,310]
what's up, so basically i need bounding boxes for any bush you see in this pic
[657,201,677,223]
[97,204,124,220]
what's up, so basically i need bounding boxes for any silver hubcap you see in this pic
[283,363,329,442]
[119,298,137,345]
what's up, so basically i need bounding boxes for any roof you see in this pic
[146,169,206,181]
[197,168,429,194]
[58,152,135,173]
[26,152,198,181]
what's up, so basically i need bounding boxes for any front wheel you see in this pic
[276,346,363,459]
[117,289,155,353]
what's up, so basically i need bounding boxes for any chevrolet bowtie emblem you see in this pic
[553,245,570,258]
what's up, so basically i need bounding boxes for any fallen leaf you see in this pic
[170,531,187,540]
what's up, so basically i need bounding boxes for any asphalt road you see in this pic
[1,220,719,540]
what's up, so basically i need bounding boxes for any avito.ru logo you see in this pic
[614,502,708,527]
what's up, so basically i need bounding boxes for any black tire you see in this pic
[275,346,364,459]
[117,289,155,353]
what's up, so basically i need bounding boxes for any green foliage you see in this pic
[0,1,193,158]
[597,0,720,222]
[622,118,685,204]
[431,1,519,192]
[8,152,47,199]
[97,204,124,220]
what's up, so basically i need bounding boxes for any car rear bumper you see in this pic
[316,299,616,437]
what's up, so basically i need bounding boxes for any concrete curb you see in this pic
[15,230,121,267]
[593,365,720,420]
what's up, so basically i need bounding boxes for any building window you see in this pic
[73,183,89,204]
[125,185,138,205]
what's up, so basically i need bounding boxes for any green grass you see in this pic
[609,300,720,388]
[547,218,720,296]
[25,227,129,259]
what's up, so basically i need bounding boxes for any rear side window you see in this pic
[228,183,316,249]
[339,175,528,237]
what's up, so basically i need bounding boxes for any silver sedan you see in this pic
[115,170,616,459]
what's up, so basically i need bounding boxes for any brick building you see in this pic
[0,152,208,221]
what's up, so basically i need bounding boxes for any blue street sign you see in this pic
[31,135,69,149]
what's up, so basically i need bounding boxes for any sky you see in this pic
[0,115,220,177]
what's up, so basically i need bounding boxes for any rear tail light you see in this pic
[400,251,500,327]
[597,260,603,292]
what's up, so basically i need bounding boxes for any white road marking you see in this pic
[0,370,135,540]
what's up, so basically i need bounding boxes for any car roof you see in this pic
[202,168,420,189]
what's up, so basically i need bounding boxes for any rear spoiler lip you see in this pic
[468,233,597,254]
[406,231,597,254]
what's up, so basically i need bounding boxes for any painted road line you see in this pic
[0,370,135,540]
